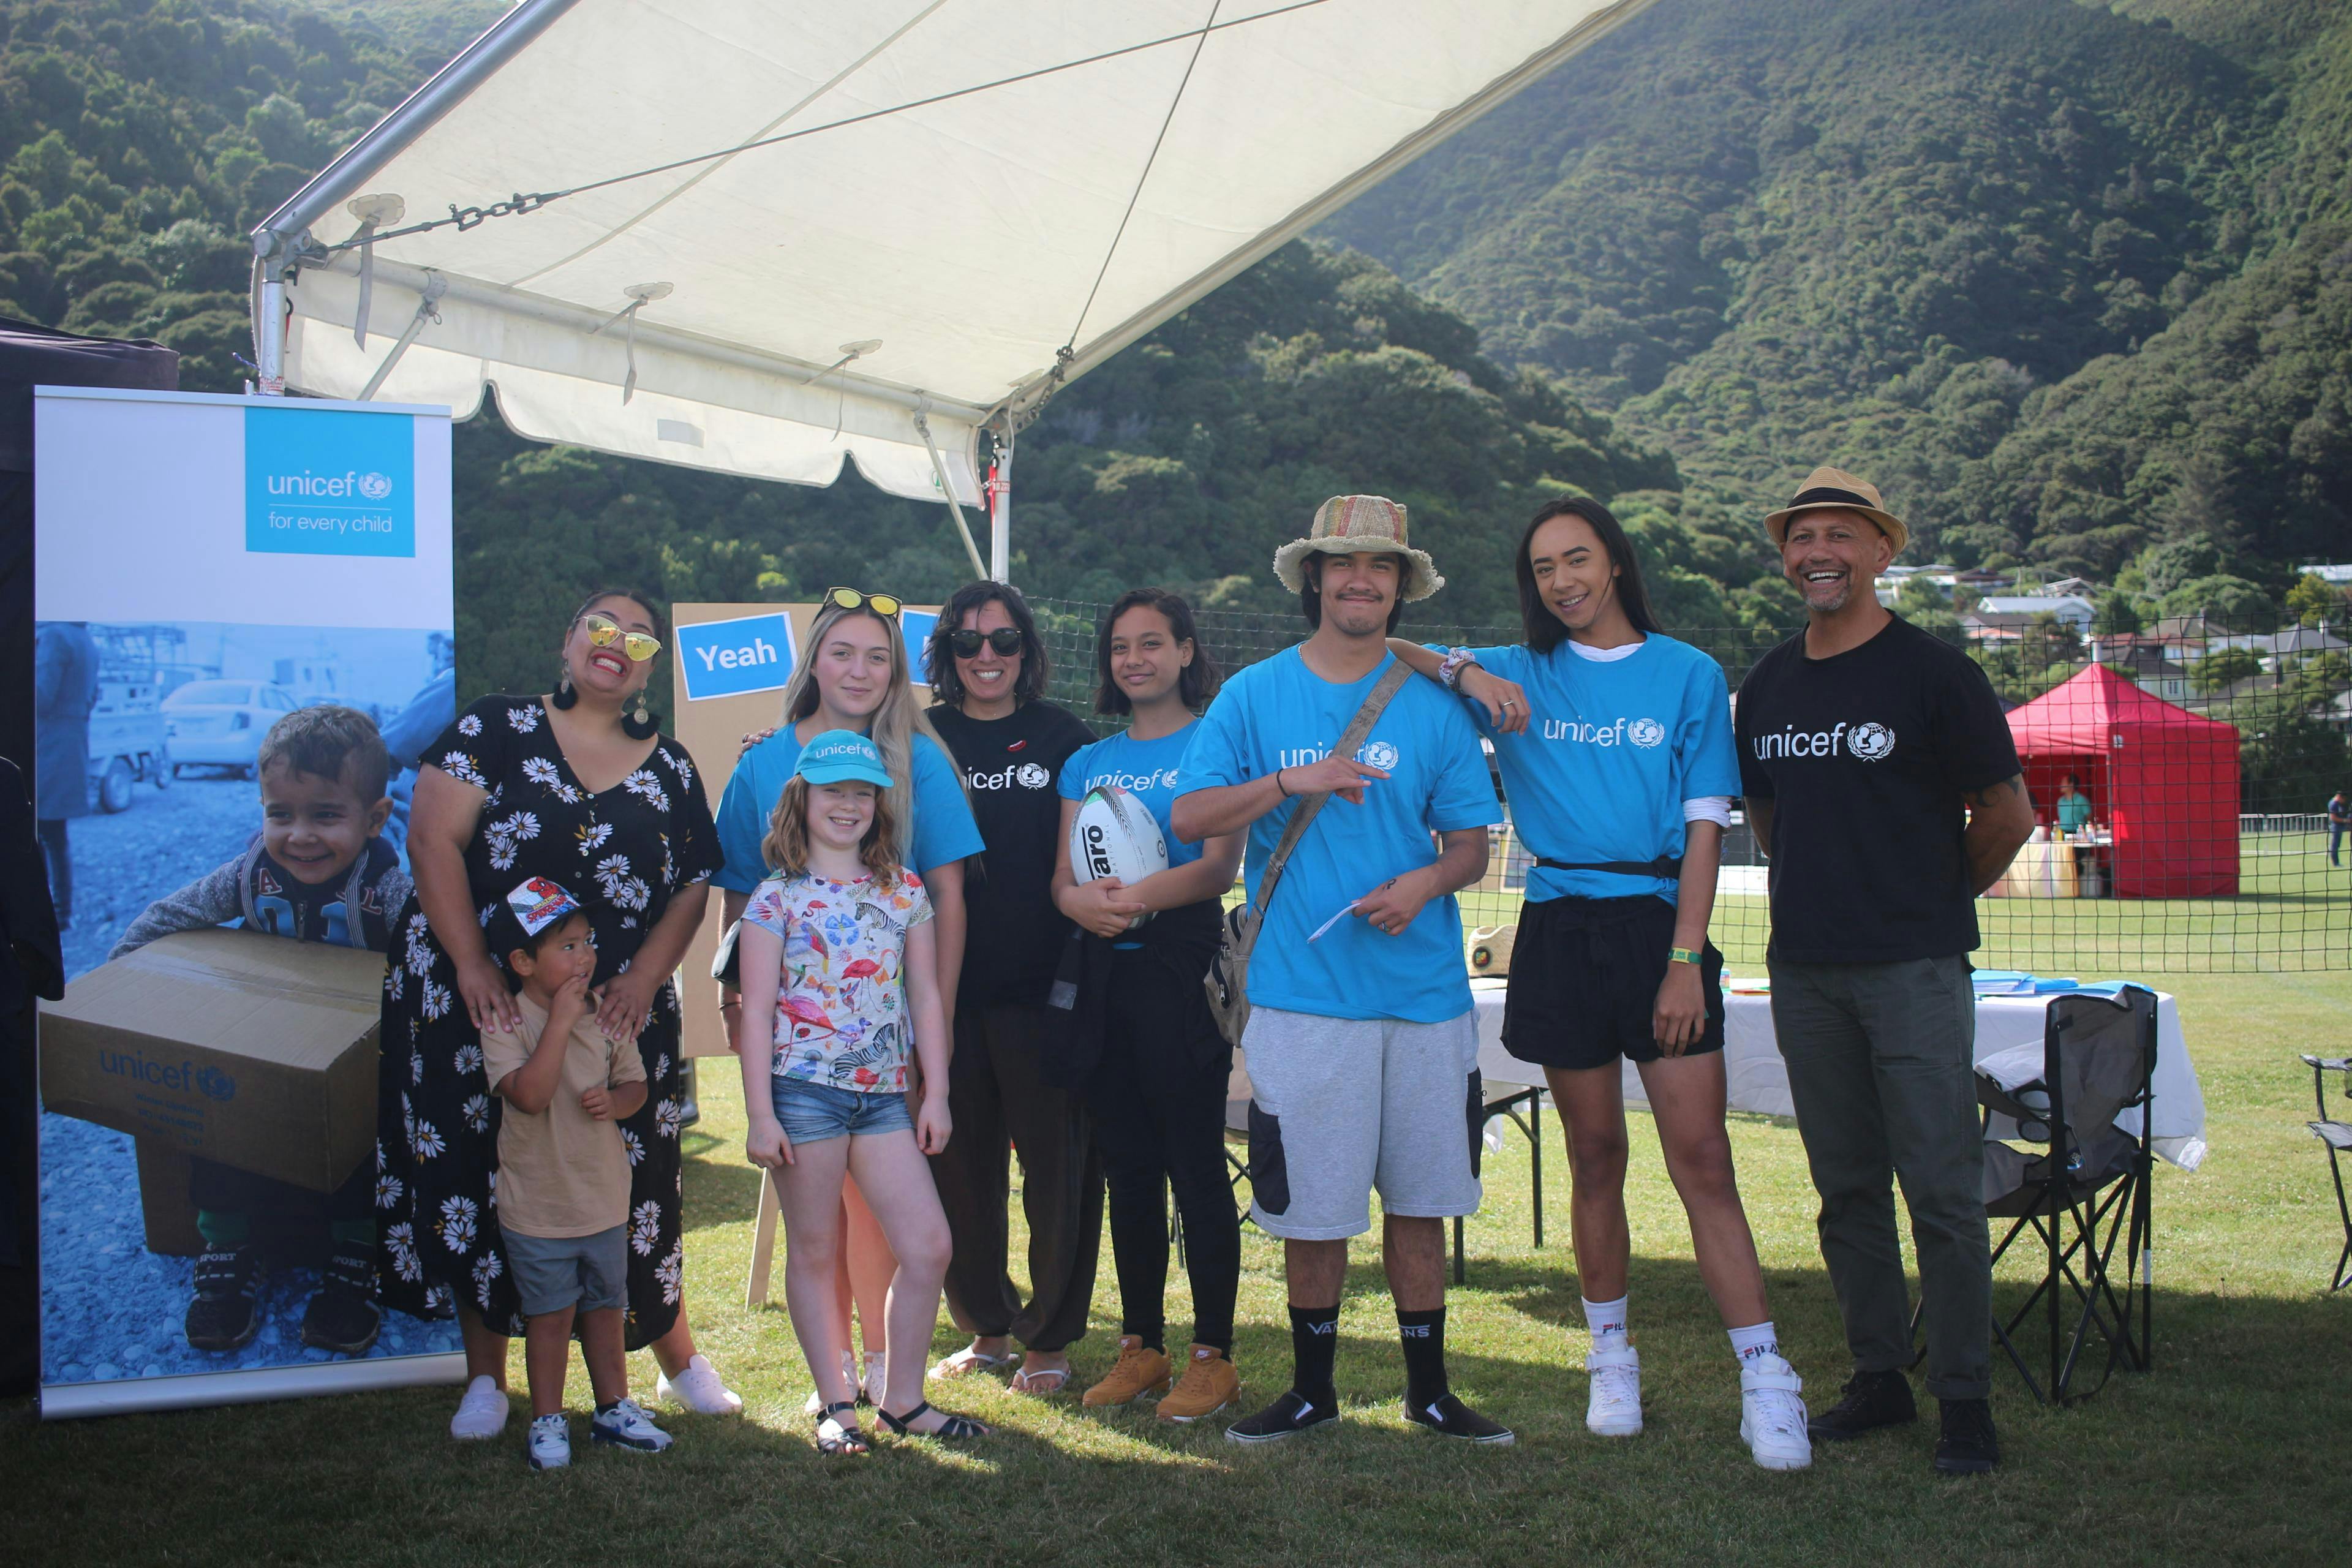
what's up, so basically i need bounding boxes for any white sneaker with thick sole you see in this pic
[1585,1343,1643,1437]
[1739,1356,1812,1471]
[526,1414,571,1471]
[658,1354,744,1415]
[450,1374,511,1441]
[591,1396,675,1454]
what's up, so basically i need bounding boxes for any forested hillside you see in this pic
[1,0,2345,701]
[1325,0,2352,594]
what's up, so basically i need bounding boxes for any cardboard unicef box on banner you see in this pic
[32,387,464,1417]
[668,602,940,1060]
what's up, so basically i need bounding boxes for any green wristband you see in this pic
[1667,946,1702,966]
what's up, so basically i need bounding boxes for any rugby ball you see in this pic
[1468,924,1517,977]
[1069,785,1169,929]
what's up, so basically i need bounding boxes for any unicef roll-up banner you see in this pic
[31,388,465,1417]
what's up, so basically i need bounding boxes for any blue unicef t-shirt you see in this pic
[1178,649,1499,1023]
[1456,635,1740,906]
[714,727,982,891]
[1057,721,1205,871]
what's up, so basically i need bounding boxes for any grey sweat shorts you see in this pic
[1240,1005,1482,1241]
[504,1224,628,1317]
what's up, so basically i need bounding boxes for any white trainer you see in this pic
[590,1395,675,1453]
[450,1374,511,1441]
[1585,1344,1643,1437]
[1739,1356,1812,1471]
[658,1354,744,1415]
[526,1412,571,1471]
[802,1351,859,1416]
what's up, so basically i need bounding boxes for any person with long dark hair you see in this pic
[922,581,1102,1396]
[1385,496,1809,1470]
[377,589,736,1442]
[1049,589,1246,1420]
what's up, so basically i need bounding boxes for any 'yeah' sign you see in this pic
[676,613,796,701]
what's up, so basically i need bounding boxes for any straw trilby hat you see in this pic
[1764,466,1909,557]
[1273,494,1444,602]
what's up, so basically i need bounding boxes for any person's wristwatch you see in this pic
[1666,946,1702,967]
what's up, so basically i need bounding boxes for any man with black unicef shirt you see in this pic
[1735,467,2034,1476]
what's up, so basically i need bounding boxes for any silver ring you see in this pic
[1501,698,1517,707]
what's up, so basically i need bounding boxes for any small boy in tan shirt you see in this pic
[481,876,667,1471]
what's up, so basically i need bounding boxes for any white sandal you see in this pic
[928,1344,1011,1381]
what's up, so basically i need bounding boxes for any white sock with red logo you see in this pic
[1582,1295,1630,1354]
[1728,1320,1784,1368]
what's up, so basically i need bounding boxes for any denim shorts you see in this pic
[771,1076,912,1145]
[504,1224,628,1317]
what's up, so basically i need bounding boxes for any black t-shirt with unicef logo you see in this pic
[930,698,1098,1008]
[1735,615,2020,964]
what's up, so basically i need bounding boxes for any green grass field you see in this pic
[6,968,2348,1566]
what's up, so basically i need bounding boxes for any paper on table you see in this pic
[1308,900,1360,942]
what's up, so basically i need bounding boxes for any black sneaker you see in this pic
[1933,1398,2000,1475]
[1404,1392,1515,1446]
[1224,1389,1339,1445]
[1806,1368,1917,1441]
[186,1246,262,1352]
[301,1245,382,1355]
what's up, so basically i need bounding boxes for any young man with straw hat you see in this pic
[1172,495,1510,1446]
[1733,467,2034,1476]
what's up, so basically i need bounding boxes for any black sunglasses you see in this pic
[948,627,1024,658]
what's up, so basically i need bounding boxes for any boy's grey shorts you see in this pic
[504,1224,628,1317]
[1240,1005,1482,1241]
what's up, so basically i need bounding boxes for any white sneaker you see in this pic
[1585,1343,1643,1437]
[450,1374,511,1441]
[1739,1355,1812,1471]
[802,1351,858,1416]
[863,1351,887,1404]
[590,1395,674,1454]
[526,1412,570,1471]
[657,1354,744,1415]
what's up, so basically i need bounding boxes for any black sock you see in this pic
[595,1398,619,1415]
[1289,1305,1340,1409]
[1398,1306,1449,1410]
[1126,1324,1166,1355]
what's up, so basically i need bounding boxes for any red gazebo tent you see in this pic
[2005,663,2240,897]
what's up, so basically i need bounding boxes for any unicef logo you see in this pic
[357,471,394,501]
[1849,723,1896,761]
[1016,763,1050,790]
[1627,718,1665,749]
[196,1066,236,1102]
[1360,741,1399,772]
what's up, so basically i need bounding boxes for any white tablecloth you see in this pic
[1470,978,2208,1170]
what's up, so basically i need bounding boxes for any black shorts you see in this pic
[1500,894,1724,1072]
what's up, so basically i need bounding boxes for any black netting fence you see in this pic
[1031,597,2352,976]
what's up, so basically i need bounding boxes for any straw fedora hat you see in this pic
[1763,466,1909,557]
[1272,494,1444,602]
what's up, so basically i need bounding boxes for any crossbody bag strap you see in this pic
[1253,661,1413,918]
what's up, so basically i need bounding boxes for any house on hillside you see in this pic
[1965,595,2095,641]
[2206,626,2346,673]
[2297,564,2352,587]
[2103,644,2191,703]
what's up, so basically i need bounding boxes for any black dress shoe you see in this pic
[1933,1398,2000,1475]
[1806,1368,1917,1440]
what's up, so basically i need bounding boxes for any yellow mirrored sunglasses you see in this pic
[824,586,903,618]
[581,611,663,662]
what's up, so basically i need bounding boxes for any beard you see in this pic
[1325,594,1391,636]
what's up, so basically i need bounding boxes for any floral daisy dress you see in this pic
[373,695,722,1346]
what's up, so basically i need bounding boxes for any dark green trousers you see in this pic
[1770,956,1992,1401]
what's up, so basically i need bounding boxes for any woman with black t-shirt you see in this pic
[923,582,1102,1396]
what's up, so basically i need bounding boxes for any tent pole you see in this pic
[254,250,289,397]
[989,436,1013,584]
[914,406,986,580]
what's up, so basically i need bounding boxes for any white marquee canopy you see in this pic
[254,0,1654,576]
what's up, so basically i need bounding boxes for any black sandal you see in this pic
[815,1401,869,1456]
[876,1400,989,1441]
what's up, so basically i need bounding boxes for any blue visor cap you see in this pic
[795,729,894,790]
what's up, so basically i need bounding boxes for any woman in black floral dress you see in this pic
[374,589,735,1441]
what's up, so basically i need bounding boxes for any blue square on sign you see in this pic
[677,613,797,701]
[901,609,939,687]
[244,405,416,557]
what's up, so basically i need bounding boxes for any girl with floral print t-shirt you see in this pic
[742,868,931,1093]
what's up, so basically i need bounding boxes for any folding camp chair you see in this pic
[1972,986,2160,1405]
[2299,1055,2352,1292]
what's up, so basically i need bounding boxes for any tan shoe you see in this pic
[1082,1336,1172,1407]
[1156,1344,1240,1422]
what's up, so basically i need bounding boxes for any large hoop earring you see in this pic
[551,668,579,710]
[622,693,658,741]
